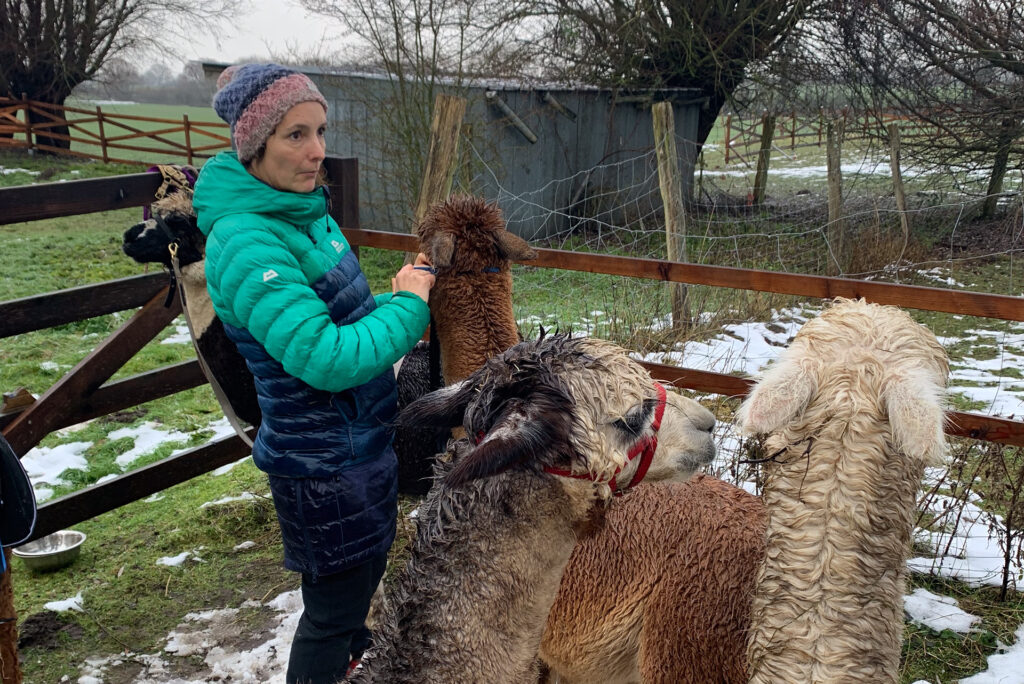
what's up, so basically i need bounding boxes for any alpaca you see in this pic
[415,194,537,385]
[391,340,451,494]
[539,475,766,684]
[122,193,262,427]
[738,297,949,683]
[412,194,763,682]
[539,298,949,684]
[350,334,718,683]
[391,194,539,494]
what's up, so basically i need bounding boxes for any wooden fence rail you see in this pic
[342,227,1024,448]
[0,95,230,165]
[721,108,1024,164]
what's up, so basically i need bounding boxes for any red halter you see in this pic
[542,382,667,496]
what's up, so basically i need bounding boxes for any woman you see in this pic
[192,63,435,684]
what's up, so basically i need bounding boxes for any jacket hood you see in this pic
[194,152,328,236]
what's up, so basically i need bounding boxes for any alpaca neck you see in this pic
[430,271,518,384]
[748,415,923,684]
[360,472,590,683]
[179,261,215,336]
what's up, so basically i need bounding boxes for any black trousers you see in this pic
[286,551,387,684]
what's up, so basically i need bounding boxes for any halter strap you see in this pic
[542,382,667,496]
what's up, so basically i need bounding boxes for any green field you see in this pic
[2,136,1023,682]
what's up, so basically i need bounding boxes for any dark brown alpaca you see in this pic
[415,195,537,385]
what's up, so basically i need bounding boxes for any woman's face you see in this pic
[249,101,328,194]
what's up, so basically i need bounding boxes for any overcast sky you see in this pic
[175,0,352,68]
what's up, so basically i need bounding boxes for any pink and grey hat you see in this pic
[212,63,328,163]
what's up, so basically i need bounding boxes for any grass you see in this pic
[902,576,1024,682]
[3,140,1023,682]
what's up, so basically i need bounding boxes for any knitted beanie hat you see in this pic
[212,63,328,163]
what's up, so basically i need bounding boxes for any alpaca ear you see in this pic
[494,230,538,262]
[426,232,455,270]
[884,368,948,465]
[398,380,474,430]
[736,352,816,435]
[445,385,574,488]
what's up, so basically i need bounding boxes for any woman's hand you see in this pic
[392,253,435,303]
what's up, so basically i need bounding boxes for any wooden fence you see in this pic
[718,108,1024,165]
[3,159,1024,541]
[0,95,230,165]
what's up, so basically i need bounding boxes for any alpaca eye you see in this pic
[613,400,654,438]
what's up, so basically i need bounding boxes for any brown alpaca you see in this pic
[539,475,766,683]
[415,195,536,384]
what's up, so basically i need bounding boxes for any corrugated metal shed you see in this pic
[202,63,704,240]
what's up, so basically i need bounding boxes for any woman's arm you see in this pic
[206,222,430,393]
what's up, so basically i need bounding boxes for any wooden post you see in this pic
[791,110,796,149]
[887,123,910,243]
[652,101,689,331]
[96,106,108,163]
[724,114,732,164]
[0,549,22,683]
[405,94,467,263]
[752,112,776,206]
[20,94,31,150]
[826,118,847,275]
[183,114,193,167]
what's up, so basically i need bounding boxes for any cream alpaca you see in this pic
[738,297,949,683]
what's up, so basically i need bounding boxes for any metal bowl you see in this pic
[12,530,86,572]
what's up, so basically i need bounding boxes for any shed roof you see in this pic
[199,61,706,104]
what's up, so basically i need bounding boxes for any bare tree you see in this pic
[500,0,817,148]
[300,0,526,222]
[781,0,1024,218]
[0,0,233,151]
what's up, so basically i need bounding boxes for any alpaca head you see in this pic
[122,192,204,269]
[400,333,716,500]
[736,298,949,465]
[415,195,537,274]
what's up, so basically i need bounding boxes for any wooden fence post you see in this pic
[183,114,193,167]
[96,106,108,163]
[0,549,22,684]
[20,93,31,151]
[826,118,847,275]
[752,112,776,206]
[888,123,910,244]
[406,93,467,263]
[652,101,689,331]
